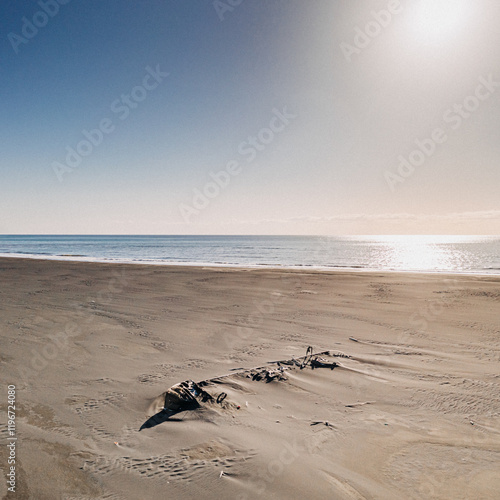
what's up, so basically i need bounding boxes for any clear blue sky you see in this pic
[1,0,500,234]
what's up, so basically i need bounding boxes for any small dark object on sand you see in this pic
[216,392,228,404]
[311,421,334,428]
[300,346,314,369]
[310,357,337,370]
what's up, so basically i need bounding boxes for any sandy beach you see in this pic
[1,257,499,499]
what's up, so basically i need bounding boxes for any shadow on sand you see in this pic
[139,409,189,430]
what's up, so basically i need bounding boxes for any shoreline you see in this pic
[1,254,499,278]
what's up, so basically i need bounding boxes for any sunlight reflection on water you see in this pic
[365,235,487,272]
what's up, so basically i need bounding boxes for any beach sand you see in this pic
[1,258,499,499]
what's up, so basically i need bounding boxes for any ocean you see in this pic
[0,235,499,275]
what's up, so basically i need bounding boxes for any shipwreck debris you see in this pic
[310,357,337,370]
[140,346,343,430]
[249,366,289,383]
[300,345,314,369]
[310,421,335,428]
[164,380,213,413]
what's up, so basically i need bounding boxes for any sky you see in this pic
[1,0,500,235]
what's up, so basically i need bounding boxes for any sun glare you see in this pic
[408,0,472,45]
[368,235,474,272]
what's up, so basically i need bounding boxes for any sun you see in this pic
[408,0,472,45]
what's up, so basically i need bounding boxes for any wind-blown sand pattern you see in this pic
[1,258,499,499]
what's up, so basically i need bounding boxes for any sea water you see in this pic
[0,235,499,275]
